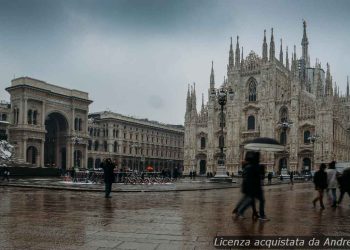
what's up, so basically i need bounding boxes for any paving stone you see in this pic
[0,182,349,249]
[116,241,158,250]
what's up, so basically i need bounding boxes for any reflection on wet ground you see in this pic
[0,183,349,249]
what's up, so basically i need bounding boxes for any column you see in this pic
[40,140,45,167]
[66,142,72,169]
[23,139,27,163]
[84,145,88,169]
[20,97,27,125]
[41,101,46,126]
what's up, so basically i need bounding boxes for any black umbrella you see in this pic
[244,137,284,152]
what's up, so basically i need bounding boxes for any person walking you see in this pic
[101,158,115,198]
[267,172,272,185]
[312,163,328,209]
[326,161,338,207]
[233,151,267,220]
[2,166,10,182]
[290,171,294,185]
[337,167,350,205]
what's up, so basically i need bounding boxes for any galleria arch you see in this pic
[6,77,92,169]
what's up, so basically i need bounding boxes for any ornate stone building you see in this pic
[6,77,92,169]
[184,21,350,175]
[0,101,11,141]
[4,77,184,172]
[87,111,184,172]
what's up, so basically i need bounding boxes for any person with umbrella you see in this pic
[234,151,268,220]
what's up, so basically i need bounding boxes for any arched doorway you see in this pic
[199,160,206,175]
[26,146,37,164]
[44,112,68,168]
[303,158,311,174]
[279,158,287,172]
[74,150,82,168]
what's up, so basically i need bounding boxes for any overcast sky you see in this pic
[0,0,349,125]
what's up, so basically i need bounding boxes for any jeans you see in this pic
[329,188,337,206]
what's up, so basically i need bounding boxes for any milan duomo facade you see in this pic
[184,21,350,175]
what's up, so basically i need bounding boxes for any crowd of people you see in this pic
[231,150,349,221]
[312,160,350,209]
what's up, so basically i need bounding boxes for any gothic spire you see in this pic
[241,46,244,65]
[201,93,204,111]
[235,36,240,68]
[325,63,333,96]
[316,64,323,97]
[269,28,275,61]
[293,44,297,61]
[262,29,268,62]
[191,82,197,112]
[347,76,349,98]
[210,61,215,89]
[286,46,289,70]
[186,84,191,113]
[301,20,309,67]
[279,39,283,64]
[229,37,234,68]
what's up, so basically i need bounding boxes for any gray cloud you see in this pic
[0,0,350,124]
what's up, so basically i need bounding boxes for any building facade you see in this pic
[6,77,92,169]
[87,111,184,173]
[3,77,184,172]
[0,101,11,141]
[184,21,350,175]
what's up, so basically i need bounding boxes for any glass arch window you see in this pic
[200,137,206,149]
[280,107,288,122]
[304,130,311,144]
[247,115,255,130]
[248,79,257,102]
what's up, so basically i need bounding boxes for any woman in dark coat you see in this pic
[101,158,115,198]
[233,151,265,220]
[312,163,328,209]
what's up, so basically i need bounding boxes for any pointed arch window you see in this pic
[247,115,255,130]
[280,107,288,122]
[200,137,206,149]
[248,79,257,102]
[304,130,311,144]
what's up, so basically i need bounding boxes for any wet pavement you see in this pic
[0,177,300,192]
[0,177,237,192]
[1,183,349,250]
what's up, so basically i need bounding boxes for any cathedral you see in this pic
[184,21,350,176]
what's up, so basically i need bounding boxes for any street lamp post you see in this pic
[308,134,319,172]
[71,136,83,169]
[211,87,233,182]
[131,143,141,173]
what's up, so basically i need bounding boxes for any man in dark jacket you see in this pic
[338,167,350,205]
[101,158,115,198]
[312,163,328,209]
